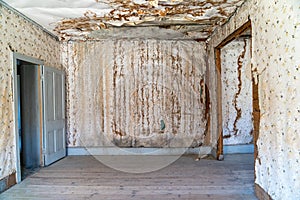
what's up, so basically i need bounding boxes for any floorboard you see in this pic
[0,154,257,200]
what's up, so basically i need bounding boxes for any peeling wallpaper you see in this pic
[63,40,208,148]
[0,4,61,180]
[1,0,299,198]
[53,0,246,40]
[3,0,246,40]
[221,38,253,145]
[208,0,300,199]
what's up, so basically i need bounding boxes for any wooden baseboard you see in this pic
[0,173,16,193]
[255,184,273,200]
[67,147,212,156]
[223,144,254,154]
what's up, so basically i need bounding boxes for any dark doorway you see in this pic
[17,60,42,180]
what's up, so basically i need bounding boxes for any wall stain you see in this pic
[204,84,210,138]
[220,38,253,145]
[208,1,300,198]
[233,38,247,136]
[64,40,207,147]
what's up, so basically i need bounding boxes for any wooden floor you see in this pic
[0,154,257,200]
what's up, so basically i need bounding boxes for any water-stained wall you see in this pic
[221,38,253,145]
[207,0,300,199]
[0,4,61,181]
[63,40,208,148]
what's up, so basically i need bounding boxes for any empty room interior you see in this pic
[0,0,299,199]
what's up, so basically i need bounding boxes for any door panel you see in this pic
[43,66,66,166]
[55,73,63,119]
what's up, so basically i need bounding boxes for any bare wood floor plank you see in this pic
[0,154,257,200]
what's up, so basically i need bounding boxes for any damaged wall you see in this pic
[63,39,208,148]
[221,37,253,145]
[208,0,300,199]
[0,4,61,181]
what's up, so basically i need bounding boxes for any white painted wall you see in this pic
[208,0,300,199]
[221,38,253,145]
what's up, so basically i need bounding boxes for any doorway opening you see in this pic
[215,21,259,161]
[13,53,67,183]
[13,54,44,182]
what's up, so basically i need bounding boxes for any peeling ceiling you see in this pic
[3,0,247,40]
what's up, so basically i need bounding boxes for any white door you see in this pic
[43,66,66,166]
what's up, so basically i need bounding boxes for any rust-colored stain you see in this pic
[54,0,246,40]
[64,40,207,147]
[204,84,210,135]
[220,37,253,145]
[223,134,232,139]
[232,38,247,136]
[208,1,300,198]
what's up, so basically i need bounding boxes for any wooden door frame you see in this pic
[12,52,44,183]
[214,21,253,160]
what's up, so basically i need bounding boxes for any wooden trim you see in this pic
[12,53,44,183]
[215,48,223,160]
[216,20,252,49]
[12,52,44,65]
[252,72,260,173]
[12,52,21,183]
[255,184,273,200]
[38,65,44,166]
[67,147,213,156]
[214,20,252,160]
[204,43,211,146]
[204,84,211,146]
[0,173,16,193]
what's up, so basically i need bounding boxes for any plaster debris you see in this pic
[2,0,247,40]
[54,0,245,40]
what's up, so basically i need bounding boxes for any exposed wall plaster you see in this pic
[63,40,208,148]
[208,0,300,199]
[221,37,253,145]
[0,3,61,181]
